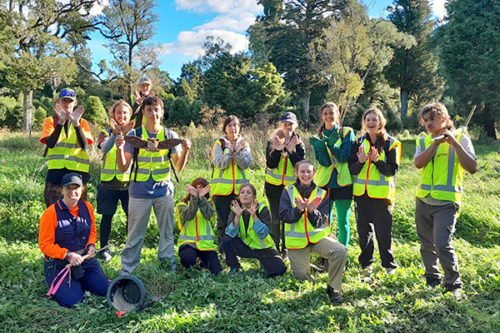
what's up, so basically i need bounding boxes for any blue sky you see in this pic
[88,0,445,80]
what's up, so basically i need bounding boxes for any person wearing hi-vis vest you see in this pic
[115,96,192,275]
[40,88,93,207]
[349,108,401,278]
[176,177,222,275]
[414,103,477,299]
[211,115,252,247]
[223,183,286,277]
[265,112,305,254]
[279,160,347,304]
[96,100,134,262]
[309,102,354,248]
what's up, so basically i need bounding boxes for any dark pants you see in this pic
[222,236,286,277]
[264,182,285,252]
[179,245,222,275]
[97,186,129,247]
[415,198,462,289]
[213,194,237,239]
[355,195,396,269]
[44,181,87,208]
[44,258,109,308]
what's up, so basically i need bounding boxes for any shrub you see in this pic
[33,106,46,130]
[84,96,108,127]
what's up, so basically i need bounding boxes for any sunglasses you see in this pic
[60,90,76,98]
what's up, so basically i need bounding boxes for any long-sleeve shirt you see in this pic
[279,182,329,228]
[225,205,271,239]
[212,136,252,170]
[348,134,399,177]
[265,133,305,169]
[38,200,96,260]
[178,196,215,223]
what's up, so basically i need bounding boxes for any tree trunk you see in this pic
[400,89,409,120]
[23,89,33,137]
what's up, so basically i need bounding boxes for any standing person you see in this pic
[265,112,305,254]
[96,100,134,262]
[39,173,109,308]
[414,103,477,298]
[40,88,93,207]
[131,76,154,128]
[349,108,401,277]
[223,183,286,277]
[280,160,347,303]
[116,96,192,275]
[211,115,252,246]
[309,102,355,247]
[176,178,222,275]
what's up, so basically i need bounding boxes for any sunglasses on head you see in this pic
[60,90,76,98]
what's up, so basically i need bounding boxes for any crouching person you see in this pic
[280,160,347,304]
[39,173,109,308]
[223,183,286,277]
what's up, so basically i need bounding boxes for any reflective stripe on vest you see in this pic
[265,150,296,186]
[134,127,171,182]
[416,132,464,203]
[237,204,274,250]
[211,138,249,195]
[314,127,353,187]
[100,130,131,182]
[284,185,329,249]
[46,121,90,173]
[176,202,217,251]
[353,136,401,202]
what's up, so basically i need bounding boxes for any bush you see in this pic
[84,96,108,127]
[33,106,46,130]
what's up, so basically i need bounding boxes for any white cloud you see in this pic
[175,0,261,15]
[194,12,257,32]
[431,0,446,19]
[161,30,249,57]
[89,0,109,17]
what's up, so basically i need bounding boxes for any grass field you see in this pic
[0,126,499,332]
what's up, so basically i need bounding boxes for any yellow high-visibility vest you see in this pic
[236,204,274,250]
[133,126,171,182]
[265,149,295,186]
[176,201,217,251]
[211,138,249,196]
[100,129,130,182]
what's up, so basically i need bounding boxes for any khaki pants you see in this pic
[288,237,347,290]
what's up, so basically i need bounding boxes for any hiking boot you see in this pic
[445,286,463,299]
[326,286,344,304]
[386,267,396,275]
[361,265,373,277]
[426,277,441,288]
[101,248,112,262]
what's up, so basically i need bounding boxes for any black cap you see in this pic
[61,173,83,188]
[280,112,297,124]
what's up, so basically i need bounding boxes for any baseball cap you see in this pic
[59,88,76,101]
[139,76,152,85]
[61,173,83,188]
[280,112,298,124]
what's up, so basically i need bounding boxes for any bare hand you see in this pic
[272,136,285,151]
[357,145,368,163]
[186,184,199,197]
[87,246,96,259]
[69,253,84,266]
[110,118,120,135]
[69,105,85,127]
[54,104,68,125]
[247,201,258,217]
[115,135,125,150]
[198,185,211,198]
[369,146,380,163]
[286,135,298,153]
[234,139,246,153]
[182,139,192,151]
[232,200,244,217]
[440,129,458,147]
[306,197,322,212]
[223,139,234,153]
[294,197,306,212]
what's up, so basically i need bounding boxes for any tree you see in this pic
[98,0,159,98]
[0,0,99,134]
[248,0,349,119]
[85,96,108,127]
[175,61,204,103]
[385,0,444,121]
[436,0,499,138]
[319,3,414,123]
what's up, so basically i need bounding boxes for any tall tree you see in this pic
[0,0,98,134]
[385,0,444,120]
[249,0,348,119]
[437,0,499,138]
[98,0,159,98]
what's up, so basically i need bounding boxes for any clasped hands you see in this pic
[294,196,322,213]
[224,138,246,154]
[357,145,380,163]
[55,104,84,127]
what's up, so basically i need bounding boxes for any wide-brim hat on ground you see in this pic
[107,275,146,313]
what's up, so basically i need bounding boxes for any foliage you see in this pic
[385,0,445,120]
[85,96,108,127]
[33,106,47,131]
[436,0,500,138]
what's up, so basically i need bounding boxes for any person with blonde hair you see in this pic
[349,107,401,277]
[414,102,477,298]
[96,100,134,261]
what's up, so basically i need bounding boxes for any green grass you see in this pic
[0,127,499,332]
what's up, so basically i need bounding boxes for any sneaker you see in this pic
[229,267,240,275]
[101,249,112,263]
[361,265,373,277]
[386,267,396,275]
[426,277,441,288]
[326,286,344,304]
[445,286,463,299]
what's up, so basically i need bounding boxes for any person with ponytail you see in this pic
[349,107,401,277]
[309,102,355,248]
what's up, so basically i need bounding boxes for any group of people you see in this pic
[38,80,477,308]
